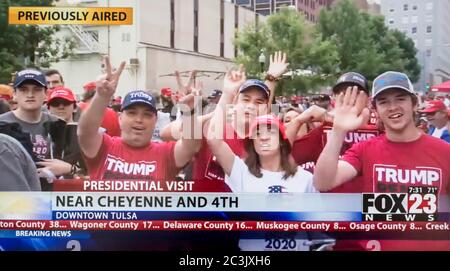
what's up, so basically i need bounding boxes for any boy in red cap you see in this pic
[421,100,449,143]
[47,86,77,123]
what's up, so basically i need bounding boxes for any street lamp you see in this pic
[258,50,266,73]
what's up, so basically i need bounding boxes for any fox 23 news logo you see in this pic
[362,186,438,221]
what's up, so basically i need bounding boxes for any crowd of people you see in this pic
[0,52,449,251]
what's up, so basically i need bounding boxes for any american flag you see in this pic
[268,185,286,193]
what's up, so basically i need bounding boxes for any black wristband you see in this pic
[265,73,280,82]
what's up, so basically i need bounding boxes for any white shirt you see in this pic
[431,126,448,139]
[226,156,317,251]
[152,111,171,142]
[226,156,317,193]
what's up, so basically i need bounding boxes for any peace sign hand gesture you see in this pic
[95,56,126,98]
[223,64,246,97]
[173,70,197,104]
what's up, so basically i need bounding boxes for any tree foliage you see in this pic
[317,0,420,83]
[0,0,76,83]
[234,0,421,95]
[234,7,339,95]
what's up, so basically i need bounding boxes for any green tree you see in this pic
[0,0,75,83]
[391,29,420,83]
[234,7,339,96]
[317,0,420,83]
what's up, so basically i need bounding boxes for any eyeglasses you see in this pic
[49,100,73,107]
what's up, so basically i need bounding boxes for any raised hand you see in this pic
[267,51,289,78]
[178,81,203,111]
[95,56,126,98]
[333,86,370,132]
[173,70,197,104]
[223,64,246,96]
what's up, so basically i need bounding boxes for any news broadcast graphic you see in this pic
[8,7,133,25]
[1,191,449,251]
[362,186,439,221]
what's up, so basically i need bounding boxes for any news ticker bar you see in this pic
[0,220,448,233]
[1,192,448,222]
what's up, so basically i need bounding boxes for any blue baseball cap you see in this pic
[14,69,47,89]
[121,90,157,112]
[372,71,416,99]
[239,79,270,99]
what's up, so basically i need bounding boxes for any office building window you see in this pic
[194,0,198,52]
[389,8,394,12]
[426,49,432,57]
[412,27,417,34]
[412,5,417,10]
[402,16,408,24]
[220,0,224,57]
[388,19,394,24]
[234,5,238,58]
[170,0,175,48]
[427,26,432,33]
[403,4,408,11]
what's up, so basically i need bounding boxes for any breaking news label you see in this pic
[362,186,439,221]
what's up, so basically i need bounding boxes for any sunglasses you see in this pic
[49,99,73,107]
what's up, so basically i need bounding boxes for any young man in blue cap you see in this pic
[0,69,72,190]
[78,57,201,180]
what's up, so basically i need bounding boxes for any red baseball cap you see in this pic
[83,81,96,92]
[248,114,288,141]
[161,87,172,97]
[421,100,447,113]
[47,86,76,104]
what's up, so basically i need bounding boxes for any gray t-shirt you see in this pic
[0,111,58,160]
[0,133,41,191]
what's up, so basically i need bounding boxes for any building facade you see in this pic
[52,0,261,98]
[380,0,450,91]
[232,0,379,23]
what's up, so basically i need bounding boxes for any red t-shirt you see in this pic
[84,134,179,181]
[191,123,245,192]
[78,102,121,137]
[342,134,450,194]
[337,134,450,251]
[292,122,381,176]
